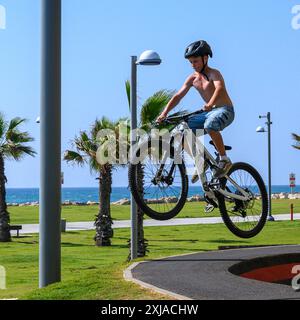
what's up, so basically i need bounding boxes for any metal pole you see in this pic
[39,0,61,287]
[267,112,275,221]
[130,56,138,260]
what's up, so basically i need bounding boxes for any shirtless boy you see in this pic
[157,40,235,180]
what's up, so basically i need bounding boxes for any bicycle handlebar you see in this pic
[156,105,220,126]
[164,109,204,123]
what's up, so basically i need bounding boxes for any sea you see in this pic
[6,185,300,204]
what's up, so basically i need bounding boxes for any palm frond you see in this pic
[88,156,100,174]
[125,80,131,107]
[63,150,86,166]
[99,117,116,130]
[125,80,142,111]
[140,89,175,126]
[8,117,27,131]
[19,145,36,157]
[91,117,117,140]
[74,131,97,155]
[292,133,300,150]
[0,113,7,140]
[0,114,36,161]
[2,144,36,161]
[141,109,190,132]
[79,131,90,142]
[6,130,34,144]
[1,148,21,160]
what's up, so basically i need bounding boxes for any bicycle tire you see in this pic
[217,162,268,238]
[128,139,189,220]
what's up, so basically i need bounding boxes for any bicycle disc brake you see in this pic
[230,190,248,218]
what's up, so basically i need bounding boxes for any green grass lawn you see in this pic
[0,220,299,300]
[8,199,300,225]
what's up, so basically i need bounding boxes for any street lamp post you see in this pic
[130,50,161,260]
[39,0,62,287]
[256,112,275,222]
[130,56,138,260]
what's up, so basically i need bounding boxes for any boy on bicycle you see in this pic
[157,40,235,180]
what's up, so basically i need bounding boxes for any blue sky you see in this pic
[0,0,300,188]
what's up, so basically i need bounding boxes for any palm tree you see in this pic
[64,117,129,246]
[0,114,36,242]
[292,133,300,150]
[125,81,176,257]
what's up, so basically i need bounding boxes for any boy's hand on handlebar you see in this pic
[156,113,167,123]
[202,104,213,112]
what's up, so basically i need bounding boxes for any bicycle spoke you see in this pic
[223,168,264,232]
[140,157,181,212]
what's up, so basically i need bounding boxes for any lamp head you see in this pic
[256,126,266,133]
[137,50,161,66]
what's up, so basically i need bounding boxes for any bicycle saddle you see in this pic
[209,140,232,151]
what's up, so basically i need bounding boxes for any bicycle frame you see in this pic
[160,120,252,203]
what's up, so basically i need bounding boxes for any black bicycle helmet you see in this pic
[185,40,213,81]
[184,40,213,59]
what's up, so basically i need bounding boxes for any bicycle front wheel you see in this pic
[128,139,188,220]
[217,162,268,238]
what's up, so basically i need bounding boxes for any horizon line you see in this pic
[6,185,299,189]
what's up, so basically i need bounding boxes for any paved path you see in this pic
[128,245,300,300]
[9,213,300,236]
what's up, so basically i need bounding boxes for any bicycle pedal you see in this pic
[208,181,221,189]
[204,204,215,213]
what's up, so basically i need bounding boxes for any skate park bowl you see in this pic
[229,253,300,287]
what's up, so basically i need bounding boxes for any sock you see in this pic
[220,155,229,161]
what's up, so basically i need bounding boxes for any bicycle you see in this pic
[128,108,268,238]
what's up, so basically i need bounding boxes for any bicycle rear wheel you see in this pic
[128,139,188,220]
[217,162,268,238]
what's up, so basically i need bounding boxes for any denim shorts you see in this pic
[187,106,235,133]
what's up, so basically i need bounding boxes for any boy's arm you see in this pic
[157,75,194,121]
[203,71,226,111]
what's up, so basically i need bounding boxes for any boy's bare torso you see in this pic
[190,67,233,108]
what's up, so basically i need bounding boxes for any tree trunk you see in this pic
[136,163,148,257]
[0,154,11,242]
[94,164,113,246]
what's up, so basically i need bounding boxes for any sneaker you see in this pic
[213,158,232,179]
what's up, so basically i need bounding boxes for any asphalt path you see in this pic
[129,245,300,300]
